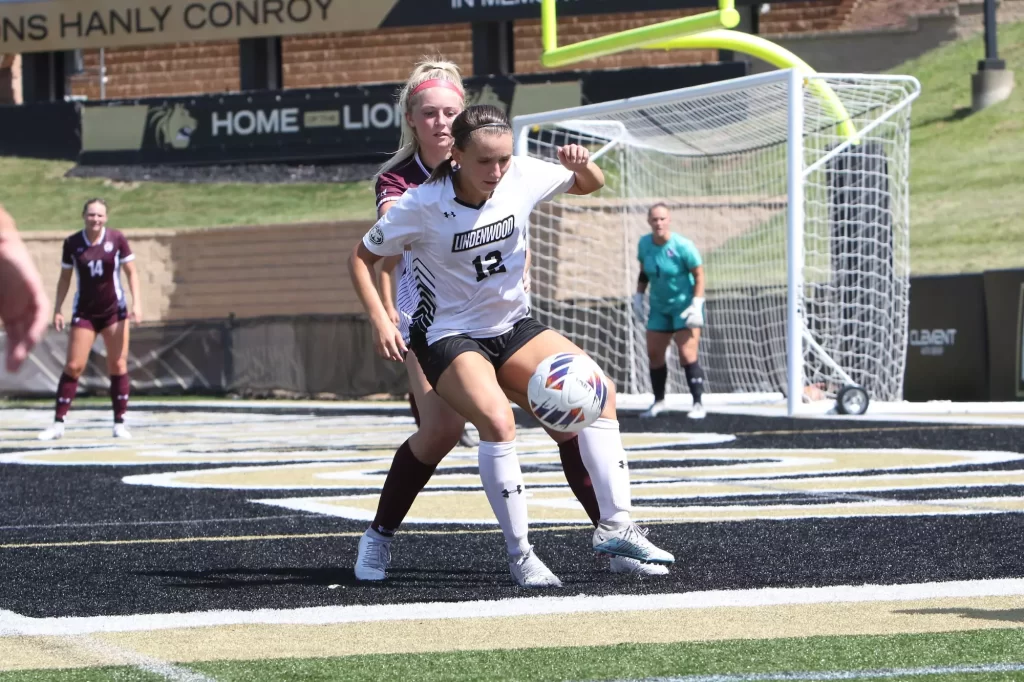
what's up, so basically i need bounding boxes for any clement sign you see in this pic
[0,0,398,52]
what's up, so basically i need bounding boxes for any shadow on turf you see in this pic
[136,566,506,588]
[897,607,1024,623]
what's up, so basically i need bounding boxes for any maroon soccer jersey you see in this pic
[375,152,431,209]
[61,228,134,319]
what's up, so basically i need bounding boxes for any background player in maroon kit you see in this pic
[38,199,142,440]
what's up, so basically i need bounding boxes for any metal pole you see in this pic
[99,48,106,100]
[785,68,805,417]
[971,0,1012,112]
[983,0,1000,64]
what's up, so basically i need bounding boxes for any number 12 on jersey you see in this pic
[473,251,506,282]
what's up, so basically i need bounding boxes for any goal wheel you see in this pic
[835,384,870,416]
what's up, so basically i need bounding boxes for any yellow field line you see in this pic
[0,525,599,550]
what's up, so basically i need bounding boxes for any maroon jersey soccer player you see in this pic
[38,199,142,441]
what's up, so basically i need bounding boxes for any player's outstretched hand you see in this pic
[53,312,65,333]
[130,305,143,325]
[557,144,591,172]
[0,227,49,373]
[372,318,408,363]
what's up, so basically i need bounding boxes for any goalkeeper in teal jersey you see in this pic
[632,203,707,419]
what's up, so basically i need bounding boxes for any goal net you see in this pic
[513,70,920,413]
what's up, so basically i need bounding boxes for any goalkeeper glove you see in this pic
[631,293,645,322]
[681,296,705,328]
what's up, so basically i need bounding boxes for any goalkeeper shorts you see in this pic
[647,301,695,333]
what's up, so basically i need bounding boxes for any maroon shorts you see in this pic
[71,307,127,333]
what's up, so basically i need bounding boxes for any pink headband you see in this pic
[410,78,464,99]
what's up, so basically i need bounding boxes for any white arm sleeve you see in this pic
[516,156,577,204]
[362,189,424,257]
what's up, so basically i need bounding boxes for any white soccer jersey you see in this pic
[362,155,575,345]
[396,251,417,342]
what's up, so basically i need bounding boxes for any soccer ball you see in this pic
[527,353,608,433]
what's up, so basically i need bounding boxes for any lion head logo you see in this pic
[148,103,197,150]
[465,84,508,112]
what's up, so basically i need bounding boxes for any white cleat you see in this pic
[37,422,65,441]
[458,426,479,448]
[688,402,707,420]
[610,555,671,576]
[112,423,132,439]
[593,521,674,565]
[354,529,392,581]
[639,400,666,419]
[509,548,562,588]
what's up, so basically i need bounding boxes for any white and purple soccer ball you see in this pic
[527,352,608,433]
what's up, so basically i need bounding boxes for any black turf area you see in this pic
[1,411,1023,619]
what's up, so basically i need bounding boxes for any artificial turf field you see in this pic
[1,402,1022,681]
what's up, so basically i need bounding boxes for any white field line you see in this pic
[2,578,1024,637]
[0,611,214,681]
[603,662,1024,682]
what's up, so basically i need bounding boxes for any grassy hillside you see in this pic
[0,158,376,232]
[898,20,1024,273]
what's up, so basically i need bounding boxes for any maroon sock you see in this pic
[110,374,130,423]
[370,439,436,536]
[54,373,78,422]
[559,436,601,526]
[409,392,420,427]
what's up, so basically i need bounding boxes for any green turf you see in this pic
[2,628,1022,682]
[0,157,376,232]
[899,21,1024,275]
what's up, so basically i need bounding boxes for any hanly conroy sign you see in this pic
[0,0,758,51]
[0,0,399,52]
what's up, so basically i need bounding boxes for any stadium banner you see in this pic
[0,0,396,53]
[379,0,774,27]
[982,268,1024,401]
[77,61,747,165]
[0,99,80,160]
[903,273,989,402]
[1,0,793,53]
[0,315,408,399]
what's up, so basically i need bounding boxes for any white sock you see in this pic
[577,418,632,525]
[478,440,531,557]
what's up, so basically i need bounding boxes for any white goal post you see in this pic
[513,69,921,415]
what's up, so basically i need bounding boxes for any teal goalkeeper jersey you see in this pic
[637,232,702,309]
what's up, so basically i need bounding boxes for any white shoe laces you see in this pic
[361,537,391,572]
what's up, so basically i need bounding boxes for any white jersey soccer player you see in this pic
[353,104,674,586]
[363,154,565,345]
